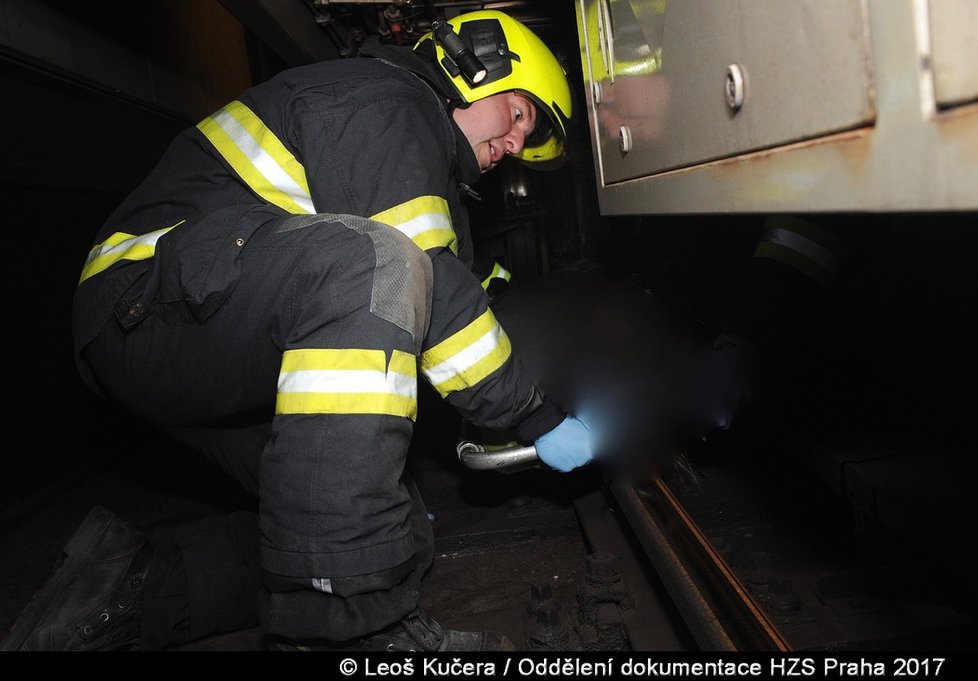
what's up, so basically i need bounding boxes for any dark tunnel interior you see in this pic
[1,0,977,653]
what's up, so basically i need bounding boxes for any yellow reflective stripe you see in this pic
[277,348,417,419]
[78,222,183,284]
[420,309,512,397]
[197,101,314,215]
[480,261,512,289]
[277,392,416,418]
[370,196,458,254]
[223,101,311,196]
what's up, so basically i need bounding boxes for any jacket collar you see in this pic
[357,45,480,186]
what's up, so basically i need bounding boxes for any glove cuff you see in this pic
[515,396,566,444]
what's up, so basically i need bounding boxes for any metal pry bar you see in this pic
[456,440,542,473]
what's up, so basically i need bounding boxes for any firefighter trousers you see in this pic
[79,212,437,644]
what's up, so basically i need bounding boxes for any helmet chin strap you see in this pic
[444,97,469,127]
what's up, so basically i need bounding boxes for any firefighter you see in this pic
[1,11,592,652]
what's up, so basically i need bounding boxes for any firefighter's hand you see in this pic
[535,416,594,472]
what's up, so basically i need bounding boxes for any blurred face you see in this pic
[452,91,538,173]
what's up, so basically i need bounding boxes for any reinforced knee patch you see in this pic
[277,213,433,352]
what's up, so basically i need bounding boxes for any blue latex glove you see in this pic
[534,416,595,472]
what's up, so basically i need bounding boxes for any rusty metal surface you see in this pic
[609,475,790,651]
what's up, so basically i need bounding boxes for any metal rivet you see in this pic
[100,612,109,622]
[618,125,632,154]
[591,81,603,105]
[235,238,245,247]
[725,63,746,111]
[82,626,93,635]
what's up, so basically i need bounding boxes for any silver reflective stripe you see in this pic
[200,103,315,215]
[312,578,333,594]
[763,227,841,274]
[421,308,512,397]
[393,212,453,241]
[481,261,512,289]
[369,196,457,253]
[276,348,418,419]
[278,368,417,398]
[422,325,504,388]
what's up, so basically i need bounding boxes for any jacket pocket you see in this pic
[154,203,280,322]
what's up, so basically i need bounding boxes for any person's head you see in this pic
[414,10,573,171]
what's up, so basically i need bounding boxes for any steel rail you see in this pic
[610,475,791,651]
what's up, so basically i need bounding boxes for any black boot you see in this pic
[269,607,515,652]
[360,607,515,652]
[1,506,151,651]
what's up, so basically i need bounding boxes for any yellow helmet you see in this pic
[414,10,573,166]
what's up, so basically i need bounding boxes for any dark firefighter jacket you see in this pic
[72,48,563,478]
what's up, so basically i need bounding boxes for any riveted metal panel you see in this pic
[576,0,978,214]
[929,0,978,109]
[580,0,875,184]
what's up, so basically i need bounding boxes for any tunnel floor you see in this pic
[0,407,608,652]
[5,394,974,653]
